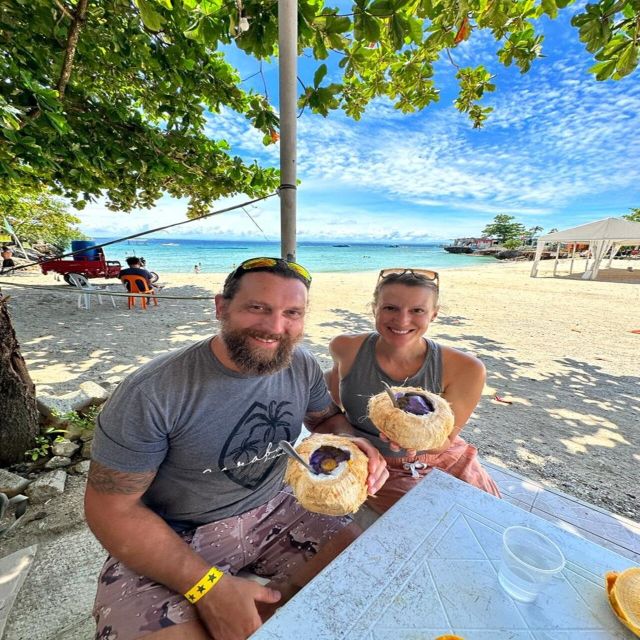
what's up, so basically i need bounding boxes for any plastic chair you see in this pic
[120,274,158,310]
[67,274,117,310]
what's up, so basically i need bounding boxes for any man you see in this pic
[85,257,388,640]
[118,256,155,290]
[1,245,15,275]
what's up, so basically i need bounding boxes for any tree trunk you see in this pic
[0,294,39,466]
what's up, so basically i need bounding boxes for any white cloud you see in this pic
[77,17,640,243]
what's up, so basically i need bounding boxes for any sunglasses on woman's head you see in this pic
[232,257,312,284]
[378,268,439,290]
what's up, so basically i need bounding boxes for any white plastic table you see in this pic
[252,470,636,639]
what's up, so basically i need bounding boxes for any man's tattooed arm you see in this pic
[87,460,156,495]
[304,402,355,436]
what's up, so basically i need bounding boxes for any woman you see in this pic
[327,268,500,514]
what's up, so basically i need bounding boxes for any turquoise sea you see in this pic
[94,238,493,274]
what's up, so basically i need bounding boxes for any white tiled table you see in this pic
[252,470,636,640]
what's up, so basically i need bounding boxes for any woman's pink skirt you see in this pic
[367,435,501,515]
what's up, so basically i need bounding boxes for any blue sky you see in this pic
[78,5,640,244]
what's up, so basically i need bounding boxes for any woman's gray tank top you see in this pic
[340,332,443,457]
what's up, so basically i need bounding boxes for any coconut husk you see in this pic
[284,434,368,516]
[367,385,454,451]
[606,567,640,636]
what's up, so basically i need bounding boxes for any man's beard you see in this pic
[220,322,301,375]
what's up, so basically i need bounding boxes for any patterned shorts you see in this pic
[93,491,350,640]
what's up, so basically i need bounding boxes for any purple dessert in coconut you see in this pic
[367,384,454,451]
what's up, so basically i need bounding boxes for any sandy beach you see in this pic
[2,258,639,520]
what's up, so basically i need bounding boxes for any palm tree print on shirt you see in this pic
[219,399,294,489]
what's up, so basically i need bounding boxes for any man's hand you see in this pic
[342,436,388,495]
[195,574,281,640]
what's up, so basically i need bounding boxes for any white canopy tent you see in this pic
[530,217,640,279]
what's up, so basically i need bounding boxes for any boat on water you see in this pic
[332,244,351,247]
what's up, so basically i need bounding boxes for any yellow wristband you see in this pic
[184,567,224,604]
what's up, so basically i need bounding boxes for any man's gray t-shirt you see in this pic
[92,338,331,531]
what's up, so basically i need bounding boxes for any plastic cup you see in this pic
[498,526,565,603]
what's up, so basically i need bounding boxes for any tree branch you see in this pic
[57,0,90,99]
[54,0,75,21]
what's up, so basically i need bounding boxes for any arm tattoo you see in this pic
[88,460,156,495]
[304,402,343,431]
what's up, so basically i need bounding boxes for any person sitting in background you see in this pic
[1,245,15,275]
[119,256,155,291]
[326,268,500,515]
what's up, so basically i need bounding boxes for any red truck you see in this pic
[40,251,122,284]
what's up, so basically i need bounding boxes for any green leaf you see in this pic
[325,15,351,33]
[588,58,615,79]
[199,0,223,14]
[313,31,329,58]
[389,14,407,49]
[45,112,69,134]
[361,13,382,42]
[327,32,346,49]
[314,63,328,88]
[615,41,638,77]
[541,0,558,18]
[407,16,423,44]
[419,0,437,18]
[134,0,165,32]
[154,0,172,8]
[369,0,395,17]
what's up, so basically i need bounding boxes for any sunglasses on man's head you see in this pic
[232,257,312,284]
[378,268,439,290]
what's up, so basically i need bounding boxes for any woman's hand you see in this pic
[378,432,417,458]
[379,432,451,456]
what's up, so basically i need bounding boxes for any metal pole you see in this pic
[278,0,297,261]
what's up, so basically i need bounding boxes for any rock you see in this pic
[72,460,91,474]
[78,380,110,403]
[63,423,85,442]
[81,439,93,459]
[80,428,94,442]
[0,469,31,498]
[25,470,67,502]
[51,439,80,458]
[36,381,110,420]
[45,456,72,470]
[496,249,524,260]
